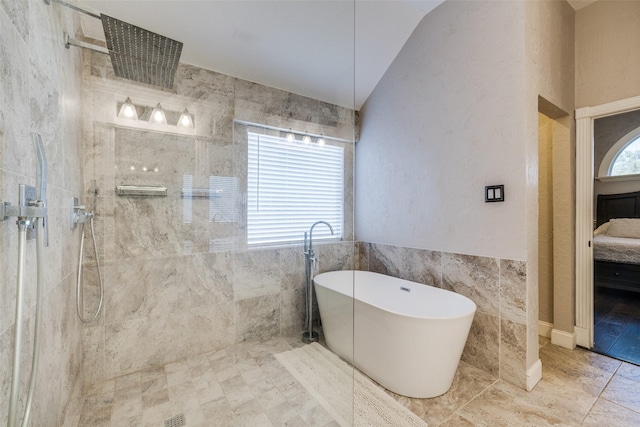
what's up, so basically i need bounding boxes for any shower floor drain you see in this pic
[164,414,186,427]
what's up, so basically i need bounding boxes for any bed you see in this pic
[594,190,640,293]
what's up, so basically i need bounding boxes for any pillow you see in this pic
[594,222,610,236]
[607,218,640,239]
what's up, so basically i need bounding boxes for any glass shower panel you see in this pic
[81,1,355,424]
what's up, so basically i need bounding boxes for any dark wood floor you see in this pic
[593,286,640,366]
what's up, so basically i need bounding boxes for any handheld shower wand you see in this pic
[33,133,48,247]
[73,179,104,323]
[5,133,48,427]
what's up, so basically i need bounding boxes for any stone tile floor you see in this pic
[78,335,640,426]
[593,287,640,365]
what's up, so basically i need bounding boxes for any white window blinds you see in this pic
[247,132,344,246]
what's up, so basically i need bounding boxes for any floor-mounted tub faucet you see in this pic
[303,221,334,343]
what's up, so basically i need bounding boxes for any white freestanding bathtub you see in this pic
[314,270,476,398]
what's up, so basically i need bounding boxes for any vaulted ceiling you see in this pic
[79,0,594,109]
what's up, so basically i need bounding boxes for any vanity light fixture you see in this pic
[117,97,138,120]
[149,103,167,125]
[177,108,194,128]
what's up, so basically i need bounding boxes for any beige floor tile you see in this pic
[141,400,173,425]
[168,390,200,414]
[183,407,206,425]
[298,403,335,426]
[110,414,141,427]
[225,386,256,409]
[114,371,141,390]
[195,379,225,405]
[77,336,640,427]
[389,360,496,426]
[266,401,301,426]
[141,367,167,395]
[601,374,640,413]
[142,388,169,409]
[110,396,142,422]
[617,362,640,382]
[539,344,620,396]
[492,374,597,425]
[232,399,275,426]
[458,386,575,426]
[168,378,196,399]
[438,413,476,426]
[538,336,551,348]
[200,396,234,424]
[256,386,288,410]
[582,398,640,427]
[86,379,115,397]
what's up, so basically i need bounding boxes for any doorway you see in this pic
[575,94,640,354]
[590,110,640,365]
[538,97,574,348]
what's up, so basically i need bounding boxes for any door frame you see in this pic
[575,94,640,348]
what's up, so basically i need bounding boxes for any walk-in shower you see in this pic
[302,221,334,344]
[2,134,48,427]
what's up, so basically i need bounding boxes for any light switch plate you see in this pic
[485,185,504,202]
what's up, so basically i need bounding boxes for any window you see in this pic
[247,132,344,246]
[610,136,640,176]
[598,126,640,180]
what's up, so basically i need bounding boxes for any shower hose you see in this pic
[7,213,44,427]
[76,213,103,323]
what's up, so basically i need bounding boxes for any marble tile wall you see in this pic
[0,1,85,426]
[82,52,356,386]
[358,242,529,389]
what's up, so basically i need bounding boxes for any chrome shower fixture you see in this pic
[70,197,93,229]
[45,0,183,89]
[2,133,49,427]
[71,186,104,324]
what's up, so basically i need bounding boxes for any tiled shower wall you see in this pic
[357,242,528,389]
[0,1,85,426]
[82,53,356,386]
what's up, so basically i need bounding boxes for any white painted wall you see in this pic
[356,0,527,261]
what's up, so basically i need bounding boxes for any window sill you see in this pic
[595,173,640,183]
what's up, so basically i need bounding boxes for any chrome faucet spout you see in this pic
[308,220,334,253]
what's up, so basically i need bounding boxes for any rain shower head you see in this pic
[101,15,183,89]
[45,0,183,89]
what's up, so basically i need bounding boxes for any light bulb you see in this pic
[302,134,312,144]
[318,137,326,146]
[178,108,194,128]
[117,97,138,120]
[286,132,295,142]
[149,103,167,125]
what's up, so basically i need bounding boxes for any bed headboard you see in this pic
[596,190,640,227]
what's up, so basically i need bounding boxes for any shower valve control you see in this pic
[70,197,92,230]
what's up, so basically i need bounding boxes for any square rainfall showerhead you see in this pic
[101,14,183,89]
